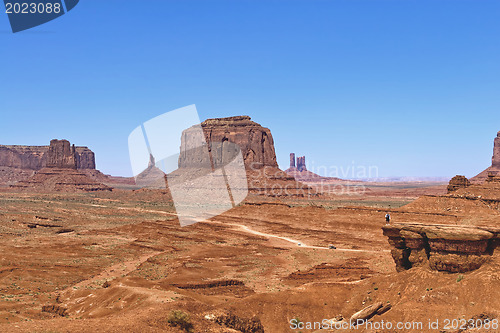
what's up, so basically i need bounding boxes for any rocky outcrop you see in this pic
[46,140,77,169]
[174,116,314,197]
[447,175,470,193]
[472,131,500,182]
[134,154,166,188]
[493,131,500,168]
[383,223,499,273]
[297,156,306,172]
[178,116,278,170]
[205,311,265,333]
[287,153,307,172]
[0,144,95,170]
[10,140,110,192]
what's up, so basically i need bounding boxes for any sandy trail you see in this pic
[207,220,387,253]
[18,197,385,254]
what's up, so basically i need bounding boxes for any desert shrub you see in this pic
[167,310,194,332]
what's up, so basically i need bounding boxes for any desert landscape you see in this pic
[0,117,498,333]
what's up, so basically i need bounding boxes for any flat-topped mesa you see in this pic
[9,139,111,192]
[46,139,77,169]
[179,116,278,169]
[383,223,499,273]
[0,144,95,170]
[493,131,500,168]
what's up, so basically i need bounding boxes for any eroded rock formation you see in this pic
[493,131,500,168]
[46,140,77,169]
[447,175,470,193]
[297,156,306,172]
[173,116,314,197]
[472,131,500,182]
[383,223,499,273]
[10,139,110,192]
[0,144,95,170]
[179,116,278,170]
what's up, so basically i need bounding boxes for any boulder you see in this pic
[350,302,384,323]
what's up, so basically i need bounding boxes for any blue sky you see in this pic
[1,0,499,178]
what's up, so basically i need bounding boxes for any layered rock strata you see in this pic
[10,139,110,192]
[447,175,470,193]
[383,223,499,273]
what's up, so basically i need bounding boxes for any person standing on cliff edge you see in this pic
[385,213,391,224]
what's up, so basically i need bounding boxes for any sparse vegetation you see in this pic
[167,310,194,332]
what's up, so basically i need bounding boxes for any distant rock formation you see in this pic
[287,153,307,172]
[383,223,499,273]
[179,116,278,170]
[173,116,315,197]
[134,154,166,189]
[447,175,470,193]
[0,144,95,170]
[472,131,500,182]
[296,156,306,172]
[493,131,500,167]
[10,139,110,192]
[46,139,77,169]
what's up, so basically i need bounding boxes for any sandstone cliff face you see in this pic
[493,131,500,168]
[10,140,110,192]
[0,144,95,170]
[46,140,77,169]
[178,116,278,170]
[289,153,296,168]
[383,223,499,273]
[174,116,315,197]
[296,156,306,172]
[472,131,500,182]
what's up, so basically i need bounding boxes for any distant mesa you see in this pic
[137,116,314,197]
[179,116,278,170]
[177,116,314,197]
[0,142,95,170]
[9,139,111,193]
[472,131,500,182]
[0,140,96,186]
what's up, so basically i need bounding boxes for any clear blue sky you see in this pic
[1,0,499,178]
